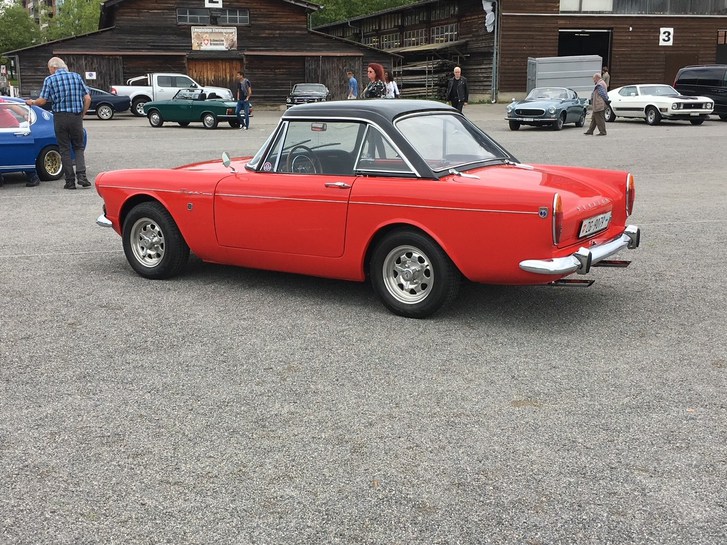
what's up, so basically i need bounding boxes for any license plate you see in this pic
[690,112,699,116]
[579,211,612,238]
[522,117,534,121]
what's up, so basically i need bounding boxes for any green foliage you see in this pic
[312,0,418,26]
[44,0,103,41]
[0,3,42,54]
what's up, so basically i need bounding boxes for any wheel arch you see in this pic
[118,194,167,235]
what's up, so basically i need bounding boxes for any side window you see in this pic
[157,76,172,87]
[175,76,195,88]
[355,126,411,173]
[0,103,32,130]
[265,120,364,175]
[619,86,637,96]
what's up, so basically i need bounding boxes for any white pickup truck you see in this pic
[111,73,234,116]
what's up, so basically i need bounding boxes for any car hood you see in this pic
[511,98,563,109]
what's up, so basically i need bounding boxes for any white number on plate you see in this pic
[579,211,612,238]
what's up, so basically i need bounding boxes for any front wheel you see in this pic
[35,145,63,180]
[370,230,460,318]
[122,202,190,279]
[645,106,662,125]
[96,104,114,120]
[508,120,521,131]
[202,113,218,129]
[604,105,616,122]
[552,113,565,131]
[148,109,164,127]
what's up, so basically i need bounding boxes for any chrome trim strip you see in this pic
[519,225,641,275]
[96,214,113,228]
[350,200,538,215]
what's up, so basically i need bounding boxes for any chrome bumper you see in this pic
[96,214,113,228]
[520,225,641,275]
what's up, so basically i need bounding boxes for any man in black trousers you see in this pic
[446,66,469,113]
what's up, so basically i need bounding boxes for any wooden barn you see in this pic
[4,0,397,103]
[315,0,727,100]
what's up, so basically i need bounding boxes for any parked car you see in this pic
[605,84,713,125]
[505,87,588,130]
[1,97,68,180]
[673,64,727,120]
[95,99,641,318]
[142,88,239,129]
[88,87,131,120]
[286,83,330,108]
[112,73,234,116]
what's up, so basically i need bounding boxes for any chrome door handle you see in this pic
[324,182,351,189]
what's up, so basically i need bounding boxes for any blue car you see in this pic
[505,87,589,131]
[0,97,76,180]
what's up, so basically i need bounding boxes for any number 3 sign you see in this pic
[660,27,674,46]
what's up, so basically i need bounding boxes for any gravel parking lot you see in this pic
[1,103,726,544]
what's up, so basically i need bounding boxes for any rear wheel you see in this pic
[122,202,189,279]
[645,106,662,125]
[552,113,565,130]
[131,97,148,117]
[148,109,164,127]
[370,230,460,318]
[35,145,63,180]
[605,105,616,122]
[229,120,241,128]
[202,113,218,129]
[96,104,114,120]
[508,120,520,131]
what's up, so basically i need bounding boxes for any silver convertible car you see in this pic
[605,84,714,125]
[505,87,589,131]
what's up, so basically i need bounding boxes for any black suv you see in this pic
[673,65,727,120]
[286,83,330,109]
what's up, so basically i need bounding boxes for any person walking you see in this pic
[235,70,252,130]
[602,67,611,90]
[361,63,386,99]
[346,69,358,99]
[26,57,90,189]
[446,66,468,113]
[384,70,400,99]
[584,72,609,136]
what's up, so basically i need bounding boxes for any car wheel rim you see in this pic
[382,244,433,304]
[45,150,62,177]
[130,217,165,268]
[150,112,160,125]
[98,106,112,119]
[204,115,214,128]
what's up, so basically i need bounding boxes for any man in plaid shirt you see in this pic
[27,57,91,189]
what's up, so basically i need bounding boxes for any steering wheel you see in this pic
[286,144,322,174]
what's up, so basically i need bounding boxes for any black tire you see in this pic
[719,114,727,121]
[96,104,114,120]
[202,113,218,129]
[370,229,460,318]
[131,97,148,117]
[552,113,565,131]
[122,202,190,279]
[575,109,586,127]
[689,118,705,125]
[35,145,63,180]
[148,109,164,127]
[508,120,520,131]
[229,120,241,128]
[604,105,616,122]
[177,121,190,127]
[645,106,662,125]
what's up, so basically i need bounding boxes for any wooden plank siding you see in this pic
[499,12,727,92]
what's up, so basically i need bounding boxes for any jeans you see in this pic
[53,112,86,181]
[235,100,250,128]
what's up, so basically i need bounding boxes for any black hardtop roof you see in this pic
[282,99,458,122]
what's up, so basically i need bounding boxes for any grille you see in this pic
[515,108,545,116]
[681,102,707,110]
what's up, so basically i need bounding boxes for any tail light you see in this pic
[552,193,563,245]
[625,173,635,216]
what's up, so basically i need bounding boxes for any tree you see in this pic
[0,3,42,54]
[311,0,418,26]
[43,0,103,42]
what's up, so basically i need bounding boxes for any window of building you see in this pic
[431,23,458,44]
[362,36,380,47]
[380,33,401,49]
[403,29,427,47]
[177,8,210,24]
[219,9,250,25]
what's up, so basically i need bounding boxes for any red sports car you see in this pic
[95,100,640,318]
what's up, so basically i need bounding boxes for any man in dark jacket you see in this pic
[446,66,468,113]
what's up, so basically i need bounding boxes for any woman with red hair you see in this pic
[362,63,386,99]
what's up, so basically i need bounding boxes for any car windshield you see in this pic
[293,84,326,93]
[173,89,203,100]
[639,85,679,96]
[396,113,509,172]
[526,87,569,100]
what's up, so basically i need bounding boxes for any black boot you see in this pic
[26,172,41,187]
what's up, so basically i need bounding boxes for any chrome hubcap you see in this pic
[130,218,165,267]
[382,245,433,304]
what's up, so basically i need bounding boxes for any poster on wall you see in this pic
[191,27,238,51]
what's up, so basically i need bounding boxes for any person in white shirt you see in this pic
[384,71,400,99]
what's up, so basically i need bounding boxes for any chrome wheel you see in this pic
[129,217,166,268]
[202,113,218,129]
[148,110,163,127]
[381,244,434,305]
[36,146,63,180]
[645,106,661,125]
[96,104,114,120]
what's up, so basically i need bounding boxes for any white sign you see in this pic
[205,0,222,6]
[85,71,97,80]
[659,28,674,46]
